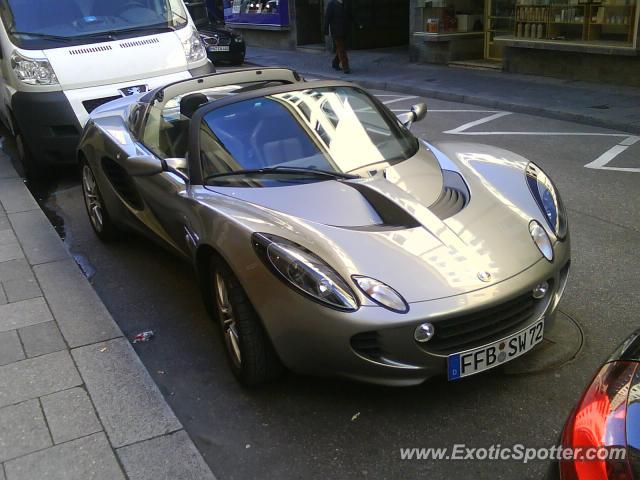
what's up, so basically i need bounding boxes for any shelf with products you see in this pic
[587,3,636,41]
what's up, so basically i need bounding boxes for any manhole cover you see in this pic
[501,311,583,375]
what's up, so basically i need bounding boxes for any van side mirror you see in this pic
[397,102,428,128]
[124,155,163,176]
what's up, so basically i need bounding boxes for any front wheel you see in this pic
[15,128,45,179]
[81,160,119,241]
[211,259,283,386]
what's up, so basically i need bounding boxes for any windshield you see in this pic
[0,0,188,48]
[199,86,418,187]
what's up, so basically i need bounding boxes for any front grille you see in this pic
[69,45,112,55]
[351,331,383,359]
[429,186,467,220]
[83,96,121,114]
[202,35,231,46]
[119,38,160,48]
[423,291,538,355]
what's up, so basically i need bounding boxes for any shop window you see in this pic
[224,0,289,25]
[511,0,638,46]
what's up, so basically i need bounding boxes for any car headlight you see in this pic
[525,162,567,240]
[182,26,207,63]
[352,276,409,313]
[252,233,358,311]
[11,51,58,85]
[529,220,554,261]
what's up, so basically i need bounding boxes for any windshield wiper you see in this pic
[205,167,359,182]
[75,24,175,40]
[9,30,71,42]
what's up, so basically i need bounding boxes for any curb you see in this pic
[0,154,216,480]
[246,61,640,135]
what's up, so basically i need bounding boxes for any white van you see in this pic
[0,0,214,175]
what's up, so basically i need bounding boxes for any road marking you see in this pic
[390,109,502,113]
[381,96,418,105]
[443,111,638,173]
[444,112,512,134]
[584,136,640,172]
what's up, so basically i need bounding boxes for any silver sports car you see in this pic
[78,68,570,386]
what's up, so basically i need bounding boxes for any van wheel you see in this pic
[210,258,283,386]
[15,129,45,180]
[81,160,119,241]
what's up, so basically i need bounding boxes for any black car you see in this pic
[185,0,246,66]
[553,329,640,479]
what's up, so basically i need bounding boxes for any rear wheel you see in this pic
[81,160,119,241]
[211,259,283,386]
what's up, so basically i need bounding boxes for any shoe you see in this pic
[332,63,341,71]
[343,69,352,74]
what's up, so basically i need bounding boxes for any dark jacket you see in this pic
[324,0,355,38]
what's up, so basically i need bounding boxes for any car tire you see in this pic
[15,127,46,180]
[80,160,119,242]
[211,258,283,386]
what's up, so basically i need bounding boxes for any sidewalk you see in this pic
[0,155,215,479]
[246,46,640,134]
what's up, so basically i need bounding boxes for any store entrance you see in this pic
[484,0,515,60]
[296,0,325,46]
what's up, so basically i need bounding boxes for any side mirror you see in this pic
[411,102,428,123]
[124,155,163,177]
[397,102,428,128]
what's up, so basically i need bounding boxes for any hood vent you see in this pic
[429,170,470,220]
[119,38,160,48]
[69,45,112,55]
[346,182,421,229]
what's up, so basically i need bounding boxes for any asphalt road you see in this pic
[8,89,640,480]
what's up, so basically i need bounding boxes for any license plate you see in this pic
[209,46,230,52]
[119,84,148,96]
[447,319,544,381]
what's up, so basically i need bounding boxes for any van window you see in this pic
[0,0,188,49]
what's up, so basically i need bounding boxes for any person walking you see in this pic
[324,0,360,74]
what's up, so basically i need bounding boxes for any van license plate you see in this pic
[447,318,544,381]
[209,46,230,52]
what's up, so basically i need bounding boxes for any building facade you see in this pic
[222,0,640,86]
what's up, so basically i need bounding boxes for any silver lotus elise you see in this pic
[78,68,570,386]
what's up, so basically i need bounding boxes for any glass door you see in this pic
[485,0,516,59]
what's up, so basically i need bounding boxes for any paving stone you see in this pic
[117,430,215,480]
[34,260,121,347]
[0,216,9,230]
[0,179,38,215]
[0,351,82,408]
[2,276,41,303]
[0,244,23,263]
[0,259,31,283]
[0,298,53,333]
[18,322,66,358]
[0,154,18,181]
[0,399,51,462]
[41,388,102,444]
[0,285,6,305]
[0,331,24,366]
[8,211,67,266]
[0,230,17,246]
[72,338,181,448]
[4,432,125,480]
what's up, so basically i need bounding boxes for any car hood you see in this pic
[202,143,549,303]
[44,32,187,90]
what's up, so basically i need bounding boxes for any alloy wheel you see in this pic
[215,272,242,367]
[82,164,104,232]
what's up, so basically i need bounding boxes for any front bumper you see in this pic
[245,238,570,386]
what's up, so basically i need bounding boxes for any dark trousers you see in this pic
[332,37,350,71]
